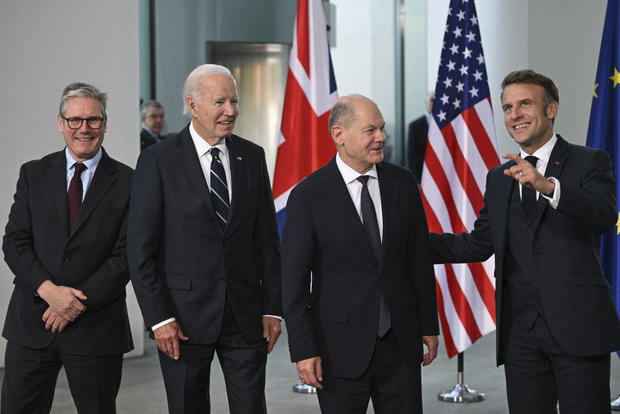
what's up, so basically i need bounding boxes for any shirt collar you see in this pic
[65,147,102,172]
[143,126,159,139]
[336,153,378,184]
[189,121,228,158]
[520,133,557,165]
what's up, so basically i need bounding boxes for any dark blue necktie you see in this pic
[358,175,391,337]
[521,156,538,215]
[67,162,87,232]
[210,148,230,230]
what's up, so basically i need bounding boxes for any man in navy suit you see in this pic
[140,100,166,150]
[128,64,281,414]
[430,70,620,413]
[2,82,134,413]
[282,94,439,413]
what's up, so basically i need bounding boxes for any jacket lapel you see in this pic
[179,128,216,217]
[377,163,396,269]
[495,163,515,256]
[226,135,244,231]
[46,151,69,239]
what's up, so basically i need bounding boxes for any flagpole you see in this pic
[438,352,484,403]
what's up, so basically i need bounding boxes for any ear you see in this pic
[57,115,63,133]
[186,96,196,117]
[331,125,344,146]
[546,101,559,120]
[103,117,107,133]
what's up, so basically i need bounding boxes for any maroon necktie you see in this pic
[67,163,87,232]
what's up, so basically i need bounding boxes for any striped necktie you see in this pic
[210,147,230,230]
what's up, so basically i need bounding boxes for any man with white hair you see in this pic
[128,64,282,414]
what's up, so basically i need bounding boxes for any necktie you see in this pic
[357,176,391,337]
[521,156,538,215]
[67,163,87,232]
[210,148,230,231]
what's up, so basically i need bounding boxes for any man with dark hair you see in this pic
[2,82,134,413]
[128,64,281,414]
[431,69,620,413]
[140,100,166,150]
[282,94,439,413]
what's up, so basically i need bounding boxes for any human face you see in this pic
[58,97,106,162]
[143,106,165,135]
[186,74,238,146]
[502,83,558,153]
[332,98,386,174]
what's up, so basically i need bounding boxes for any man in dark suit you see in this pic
[407,91,434,183]
[128,64,282,414]
[430,70,620,413]
[1,82,134,413]
[282,94,439,413]
[140,100,166,150]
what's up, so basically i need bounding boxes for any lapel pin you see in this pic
[237,156,243,160]
[554,161,560,165]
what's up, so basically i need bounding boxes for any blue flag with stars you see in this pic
[586,0,620,355]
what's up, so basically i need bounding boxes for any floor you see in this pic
[2,326,619,413]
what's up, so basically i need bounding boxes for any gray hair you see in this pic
[59,82,107,118]
[141,99,163,118]
[182,64,237,115]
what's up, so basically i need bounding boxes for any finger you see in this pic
[171,337,181,360]
[52,319,61,333]
[57,321,67,333]
[267,334,276,354]
[177,327,189,341]
[71,289,88,301]
[45,316,54,330]
[42,307,52,322]
[502,153,524,164]
[315,359,323,383]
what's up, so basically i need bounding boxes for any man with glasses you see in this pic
[2,82,134,413]
[140,100,166,150]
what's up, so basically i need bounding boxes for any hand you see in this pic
[422,335,439,366]
[296,356,323,389]
[502,153,555,195]
[42,307,70,333]
[37,280,87,321]
[262,316,282,354]
[153,320,189,360]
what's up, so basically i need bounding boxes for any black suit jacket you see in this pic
[128,126,281,344]
[430,136,620,364]
[140,128,161,151]
[407,115,429,183]
[282,158,439,379]
[2,149,134,356]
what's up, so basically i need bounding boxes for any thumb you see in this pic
[177,327,189,341]
[71,289,87,300]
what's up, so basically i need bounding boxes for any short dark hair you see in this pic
[501,69,559,108]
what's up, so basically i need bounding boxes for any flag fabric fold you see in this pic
[273,0,338,233]
[420,0,500,358]
[585,0,620,353]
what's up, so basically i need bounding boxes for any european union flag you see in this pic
[586,0,620,355]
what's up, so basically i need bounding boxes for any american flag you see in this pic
[420,0,500,358]
[273,0,338,232]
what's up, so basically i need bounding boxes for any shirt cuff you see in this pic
[541,177,560,209]
[263,314,282,320]
[152,317,176,332]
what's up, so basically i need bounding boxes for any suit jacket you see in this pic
[141,128,163,151]
[282,158,439,379]
[128,126,281,344]
[407,115,429,183]
[2,149,134,356]
[430,136,620,365]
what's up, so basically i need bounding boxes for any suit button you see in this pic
[64,257,70,262]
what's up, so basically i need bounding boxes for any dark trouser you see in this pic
[503,314,611,414]
[317,330,422,414]
[1,340,123,414]
[158,302,268,414]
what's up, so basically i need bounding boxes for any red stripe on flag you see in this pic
[273,70,335,197]
[441,123,484,215]
[461,101,500,170]
[444,264,483,343]
[296,0,310,78]
[436,282,459,358]
[467,262,496,323]
[423,144,467,234]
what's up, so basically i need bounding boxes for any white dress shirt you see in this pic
[519,134,561,209]
[335,154,383,240]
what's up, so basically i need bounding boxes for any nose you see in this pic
[78,120,91,133]
[223,101,237,116]
[376,129,386,142]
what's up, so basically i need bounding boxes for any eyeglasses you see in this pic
[62,116,105,130]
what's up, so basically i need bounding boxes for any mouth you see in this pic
[513,122,530,131]
[75,136,95,142]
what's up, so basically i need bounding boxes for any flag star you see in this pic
[466,31,476,42]
[445,25,449,33]
[469,87,479,98]
[459,65,469,75]
[453,98,461,109]
[593,83,599,98]
[450,44,459,54]
[440,94,450,105]
[463,0,468,2]
[447,60,456,71]
[476,54,485,65]
[438,110,447,121]
[453,27,462,38]
[463,47,472,59]
[470,15,478,25]
[473,70,483,81]
[456,82,464,92]
[457,10,466,20]
[448,7,452,16]
[443,77,453,88]
[610,67,620,88]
